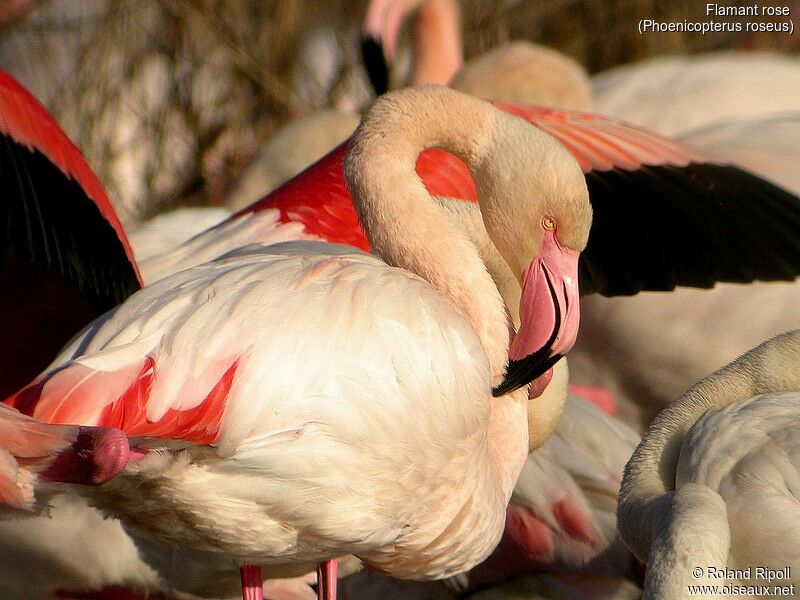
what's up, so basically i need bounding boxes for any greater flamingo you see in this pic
[618,330,800,598]
[8,85,592,600]
[6,65,800,598]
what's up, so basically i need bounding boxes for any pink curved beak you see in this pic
[493,231,580,398]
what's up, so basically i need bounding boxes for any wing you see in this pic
[7,245,485,462]
[0,70,142,398]
[220,101,800,297]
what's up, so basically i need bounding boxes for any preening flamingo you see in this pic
[618,330,800,598]
[7,85,592,600]
[6,66,800,599]
[358,2,800,430]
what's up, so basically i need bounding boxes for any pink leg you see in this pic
[241,564,264,600]
[316,559,338,600]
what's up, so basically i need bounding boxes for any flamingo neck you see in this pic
[433,198,520,327]
[641,483,731,598]
[345,87,511,385]
[411,0,463,86]
[618,329,800,561]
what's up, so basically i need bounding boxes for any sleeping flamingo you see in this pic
[8,85,592,600]
[5,69,800,598]
[618,329,800,598]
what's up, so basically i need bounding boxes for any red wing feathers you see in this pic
[7,357,237,445]
[0,70,139,274]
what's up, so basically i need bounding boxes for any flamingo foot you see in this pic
[316,559,338,600]
[241,564,264,600]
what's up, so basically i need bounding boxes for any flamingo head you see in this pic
[477,115,591,399]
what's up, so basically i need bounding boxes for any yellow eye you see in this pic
[542,217,556,231]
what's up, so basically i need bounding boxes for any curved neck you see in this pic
[618,330,800,560]
[346,88,510,384]
[411,0,463,86]
[433,198,520,328]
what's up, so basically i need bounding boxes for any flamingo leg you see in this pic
[316,559,338,600]
[240,564,264,600]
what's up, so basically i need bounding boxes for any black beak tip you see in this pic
[492,353,563,398]
[360,35,389,96]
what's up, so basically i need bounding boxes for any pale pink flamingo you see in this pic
[618,330,800,598]
[7,85,592,600]
[6,69,800,599]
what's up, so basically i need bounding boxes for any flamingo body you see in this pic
[5,86,592,599]
[10,243,515,580]
[676,392,800,577]
[337,391,642,599]
[618,330,800,597]
[593,52,800,138]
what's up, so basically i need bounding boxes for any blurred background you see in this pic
[0,0,797,225]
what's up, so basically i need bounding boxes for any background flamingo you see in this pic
[618,330,800,598]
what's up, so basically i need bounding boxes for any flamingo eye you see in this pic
[542,217,556,231]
